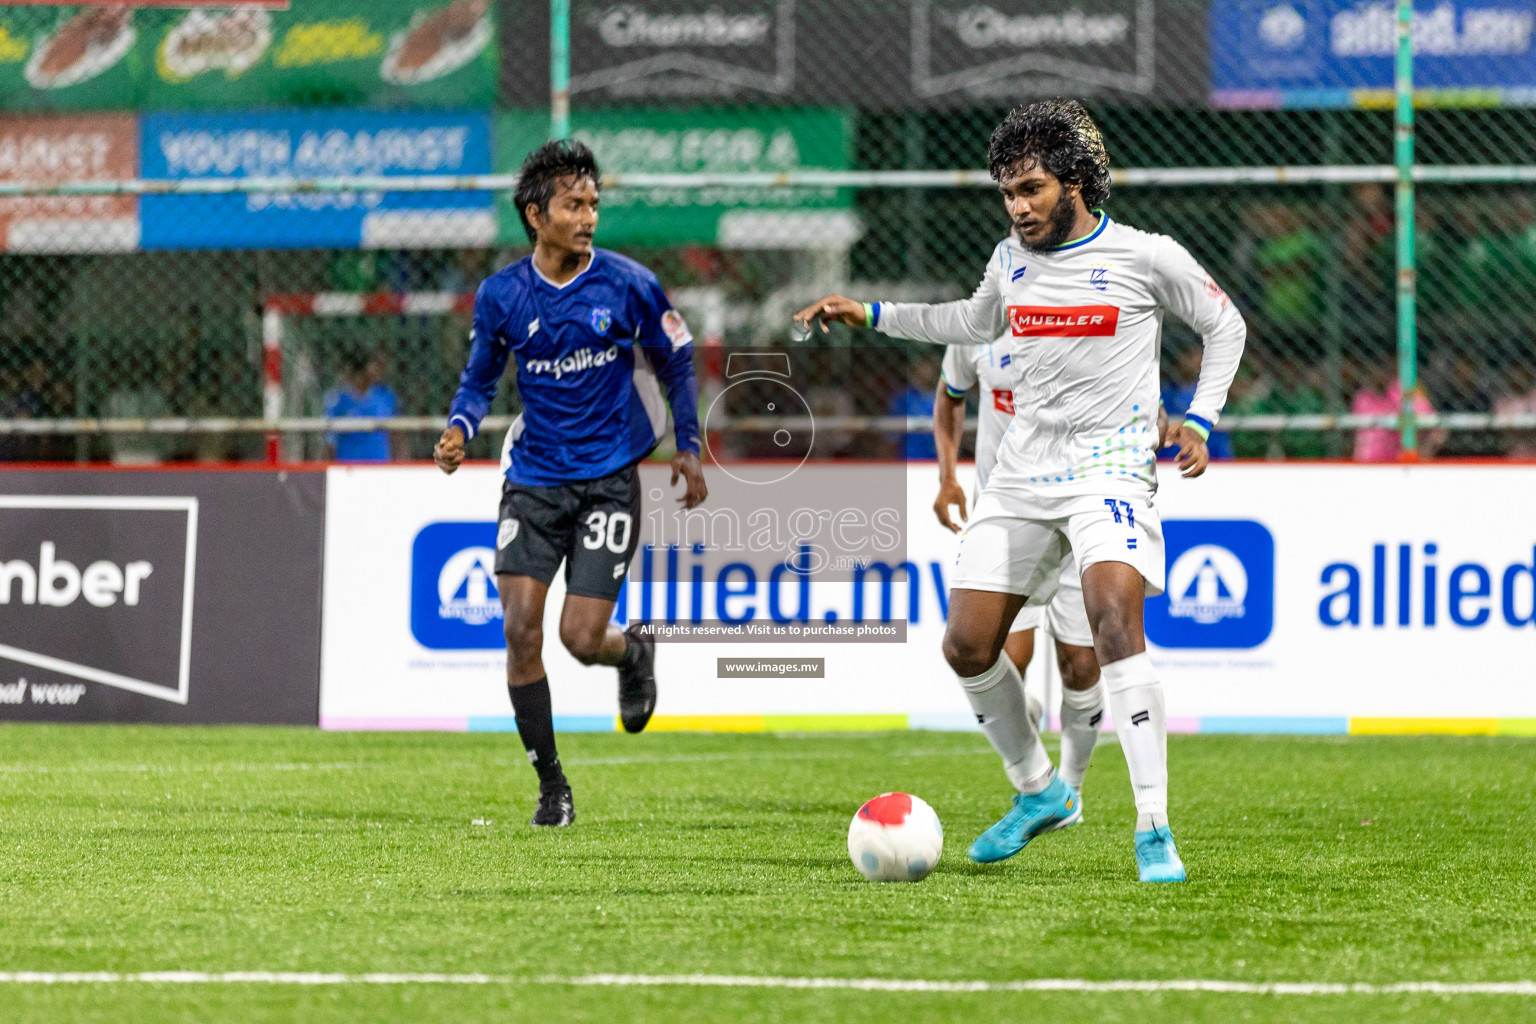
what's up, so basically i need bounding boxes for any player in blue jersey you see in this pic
[435,140,707,828]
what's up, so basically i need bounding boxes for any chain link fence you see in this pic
[2,0,1536,464]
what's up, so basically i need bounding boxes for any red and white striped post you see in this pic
[261,293,478,463]
[261,305,285,464]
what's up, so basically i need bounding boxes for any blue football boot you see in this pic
[1134,823,1186,883]
[967,775,1081,864]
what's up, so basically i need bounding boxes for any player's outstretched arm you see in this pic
[793,260,1004,346]
[434,424,466,475]
[791,295,868,334]
[932,383,969,533]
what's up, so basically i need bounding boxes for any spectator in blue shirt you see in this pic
[325,351,399,462]
[1159,346,1233,461]
[888,354,939,460]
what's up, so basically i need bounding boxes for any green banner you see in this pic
[0,2,495,111]
[0,6,140,111]
[497,109,854,248]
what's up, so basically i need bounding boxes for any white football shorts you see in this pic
[1006,552,1093,647]
[953,489,1166,606]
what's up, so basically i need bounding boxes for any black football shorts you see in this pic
[494,464,643,602]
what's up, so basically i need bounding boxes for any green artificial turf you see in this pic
[0,725,1533,1023]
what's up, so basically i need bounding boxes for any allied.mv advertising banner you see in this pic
[319,463,1536,734]
[1212,0,1536,107]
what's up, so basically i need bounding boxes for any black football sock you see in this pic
[508,677,565,790]
[616,631,643,671]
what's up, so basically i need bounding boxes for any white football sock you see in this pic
[1058,681,1105,793]
[958,652,1054,794]
[1102,652,1168,824]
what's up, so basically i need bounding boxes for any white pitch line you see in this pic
[0,972,1530,995]
[0,762,375,776]
[565,747,1004,767]
[0,746,1013,776]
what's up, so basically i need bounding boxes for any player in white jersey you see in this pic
[796,100,1245,883]
[932,340,1106,801]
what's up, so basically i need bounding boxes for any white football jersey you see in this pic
[877,214,1244,499]
[939,340,1016,495]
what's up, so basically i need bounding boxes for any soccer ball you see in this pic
[846,792,943,882]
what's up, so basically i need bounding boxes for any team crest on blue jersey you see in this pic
[590,306,613,334]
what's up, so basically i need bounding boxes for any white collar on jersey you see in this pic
[531,250,599,290]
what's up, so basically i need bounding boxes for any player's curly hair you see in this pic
[514,138,600,242]
[987,99,1111,209]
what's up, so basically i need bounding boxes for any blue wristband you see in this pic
[1182,413,1213,441]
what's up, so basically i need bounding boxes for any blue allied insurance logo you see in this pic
[411,522,504,650]
[1145,519,1275,649]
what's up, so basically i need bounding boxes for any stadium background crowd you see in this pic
[1,2,1535,465]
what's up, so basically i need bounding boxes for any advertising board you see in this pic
[0,469,324,724]
[1211,0,1536,107]
[501,0,1207,109]
[497,108,854,248]
[0,113,136,252]
[319,463,1536,735]
[0,2,494,110]
[139,108,494,250]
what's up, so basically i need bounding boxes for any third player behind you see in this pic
[796,99,1245,882]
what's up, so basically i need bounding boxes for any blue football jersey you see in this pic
[446,249,701,486]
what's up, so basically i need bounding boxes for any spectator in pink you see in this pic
[1492,365,1536,458]
[1352,357,1442,462]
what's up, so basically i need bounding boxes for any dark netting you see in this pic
[2,0,1535,462]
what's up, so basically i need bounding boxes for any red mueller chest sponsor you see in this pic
[992,388,1015,415]
[1008,305,1120,337]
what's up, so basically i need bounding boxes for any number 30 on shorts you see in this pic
[582,510,633,553]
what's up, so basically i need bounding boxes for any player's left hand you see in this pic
[1171,423,1210,478]
[933,477,968,533]
[671,450,708,508]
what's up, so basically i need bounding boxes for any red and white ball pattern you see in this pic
[846,792,943,882]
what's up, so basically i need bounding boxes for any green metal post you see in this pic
[550,0,571,140]
[1394,0,1419,457]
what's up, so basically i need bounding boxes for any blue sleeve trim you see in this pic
[449,414,476,441]
[940,373,968,399]
[871,301,881,328]
[1183,413,1213,441]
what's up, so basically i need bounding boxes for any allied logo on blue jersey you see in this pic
[1146,520,1274,649]
[524,344,619,380]
[411,522,504,650]
[590,306,612,334]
